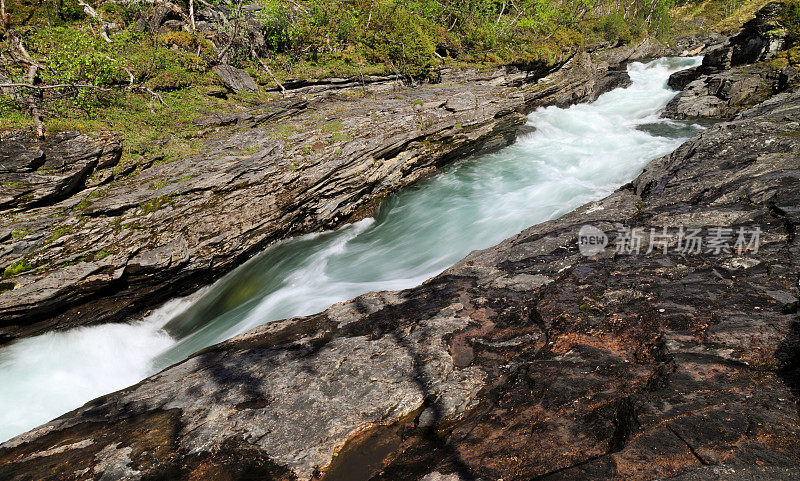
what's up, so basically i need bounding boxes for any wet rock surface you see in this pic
[1,57,798,481]
[0,39,679,343]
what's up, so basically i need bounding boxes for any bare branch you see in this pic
[251,49,285,96]
[0,82,113,91]
[189,0,196,32]
[7,32,44,137]
[1,0,9,30]
[77,0,114,42]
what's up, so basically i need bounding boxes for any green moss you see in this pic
[149,180,168,190]
[3,259,33,279]
[241,144,261,156]
[11,229,29,240]
[139,195,173,215]
[330,132,353,143]
[49,226,73,242]
[270,124,298,138]
[322,121,344,132]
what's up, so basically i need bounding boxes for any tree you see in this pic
[1,0,9,30]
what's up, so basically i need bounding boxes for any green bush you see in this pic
[783,0,800,45]
[259,0,295,51]
[369,6,440,77]
[595,13,633,42]
[32,27,124,87]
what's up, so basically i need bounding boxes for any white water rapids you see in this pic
[0,56,702,442]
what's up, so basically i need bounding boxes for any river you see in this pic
[0,56,702,443]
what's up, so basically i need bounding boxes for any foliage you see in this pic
[783,0,800,44]
[31,26,124,87]
[594,13,635,42]
[0,0,750,155]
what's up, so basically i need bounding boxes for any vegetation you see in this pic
[0,0,796,148]
[3,259,33,278]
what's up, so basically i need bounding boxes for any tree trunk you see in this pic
[1,0,8,30]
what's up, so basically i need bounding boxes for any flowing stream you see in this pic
[0,56,702,443]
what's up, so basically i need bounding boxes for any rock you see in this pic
[421,473,464,481]
[701,2,789,73]
[444,92,477,112]
[667,67,700,91]
[663,3,798,121]
[0,133,121,211]
[1,85,798,481]
[0,38,684,343]
[212,64,259,93]
[663,62,793,120]
[729,2,788,66]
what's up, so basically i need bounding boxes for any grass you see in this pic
[322,121,345,132]
[330,132,354,142]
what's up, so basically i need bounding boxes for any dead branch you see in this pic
[216,0,243,63]
[251,48,285,96]
[8,32,44,137]
[77,0,114,42]
[189,0,196,32]
[1,0,9,30]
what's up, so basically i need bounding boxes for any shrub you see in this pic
[32,27,124,87]
[595,13,633,43]
[783,0,800,45]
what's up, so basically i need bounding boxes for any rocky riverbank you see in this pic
[1,5,799,479]
[0,38,695,343]
[663,2,799,120]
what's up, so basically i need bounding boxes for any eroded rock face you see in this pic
[1,76,797,481]
[663,3,797,121]
[0,133,121,211]
[0,39,677,343]
[663,62,795,120]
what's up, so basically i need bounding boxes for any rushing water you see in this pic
[0,56,702,442]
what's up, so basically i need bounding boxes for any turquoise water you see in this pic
[0,56,702,443]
